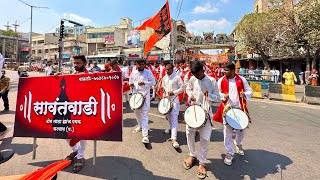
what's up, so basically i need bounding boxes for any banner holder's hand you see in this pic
[138,81,145,86]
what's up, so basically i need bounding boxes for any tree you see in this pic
[296,0,320,71]
[277,0,320,71]
[0,30,18,37]
[235,11,284,67]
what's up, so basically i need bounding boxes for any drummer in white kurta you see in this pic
[184,60,219,179]
[129,59,156,144]
[213,62,253,166]
[161,63,184,148]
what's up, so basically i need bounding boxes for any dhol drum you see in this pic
[129,93,146,110]
[158,97,173,115]
[184,105,208,128]
[223,105,249,130]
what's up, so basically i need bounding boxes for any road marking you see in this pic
[149,113,166,119]
[251,99,320,110]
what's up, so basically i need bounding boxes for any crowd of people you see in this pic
[41,56,253,179]
[1,55,318,178]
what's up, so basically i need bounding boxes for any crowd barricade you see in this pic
[249,82,263,98]
[269,84,297,102]
[304,85,320,105]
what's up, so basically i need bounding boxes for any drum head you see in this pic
[158,98,172,115]
[129,93,144,109]
[184,105,207,128]
[225,108,249,130]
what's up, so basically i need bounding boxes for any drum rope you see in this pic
[241,90,247,114]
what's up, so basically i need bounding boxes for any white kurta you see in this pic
[162,73,184,140]
[129,69,156,137]
[217,76,253,109]
[121,66,130,79]
[129,69,156,111]
[45,66,53,76]
[186,76,220,118]
[185,75,219,164]
[216,75,253,155]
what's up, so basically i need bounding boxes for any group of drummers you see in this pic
[122,59,253,179]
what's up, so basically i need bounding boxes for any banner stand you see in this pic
[93,140,97,166]
[32,137,37,160]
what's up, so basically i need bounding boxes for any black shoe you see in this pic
[2,109,9,113]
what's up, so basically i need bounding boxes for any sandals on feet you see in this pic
[65,151,78,161]
[183,156,196,170]
[72,158,84,173]
[197,164,207,179]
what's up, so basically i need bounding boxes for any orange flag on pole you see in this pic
[136,0,172,57]
[19,160,71,180]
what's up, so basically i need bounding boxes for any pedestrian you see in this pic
[160,63,184,148]
[0,70,10,112]
[56,55,89,173]
[213,62,253,166]
[121,61,130,103]
[184,60,219,179]
[45,60,54,76]
[129,59,156,144]
[283,68,297,85]
[299,69,305,85]
[309,69,319,86]
[89,61,102,73]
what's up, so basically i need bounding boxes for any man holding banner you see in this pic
[65,55,89,173]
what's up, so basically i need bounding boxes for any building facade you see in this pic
[254,0,301,13]
[31,33,86,63]
[86,18,133,57]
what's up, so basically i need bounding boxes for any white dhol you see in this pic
[184,105,207,128]
[158,97,173,115]
[224,108,249,130]
[129,93,145,110]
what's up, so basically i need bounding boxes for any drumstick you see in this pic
[193,105,197,122]
[227,100,240,124]
[241,90,247,114]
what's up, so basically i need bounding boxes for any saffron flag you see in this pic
[136,0,172,57]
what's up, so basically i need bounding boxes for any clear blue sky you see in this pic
[0,0,255,35]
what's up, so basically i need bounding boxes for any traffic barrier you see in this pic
[249,82,263,98]
[304,85,320,105]
[269,84,297,102]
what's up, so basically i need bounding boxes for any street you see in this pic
[1,70,320,180]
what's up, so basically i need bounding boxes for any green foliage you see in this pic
[235,0,320,64]
[0,29,18,37]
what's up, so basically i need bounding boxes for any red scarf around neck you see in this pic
[213,75,250,124]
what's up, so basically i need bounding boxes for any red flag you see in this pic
[136,0,172,57]
[19,160,71,180]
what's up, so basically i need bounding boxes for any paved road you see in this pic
[1,70,320,180]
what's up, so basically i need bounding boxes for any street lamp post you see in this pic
[18,0,48,72]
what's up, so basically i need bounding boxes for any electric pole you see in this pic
[4,21,11,31]
[12,21,19,32]
[13,21,20,62]
[18,0,48,71]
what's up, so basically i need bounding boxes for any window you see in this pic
[45,49,48,53]
[87,32,114,39]
[38,50,42,54]
[32,50,35,54]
